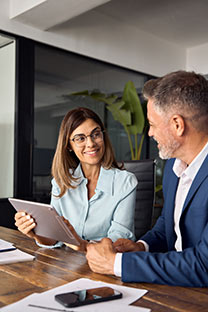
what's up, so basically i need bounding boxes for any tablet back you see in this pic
[9,198,79,246]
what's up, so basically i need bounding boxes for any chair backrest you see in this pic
[123,159,155,240]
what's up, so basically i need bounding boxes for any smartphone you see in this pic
[54,286,122,307]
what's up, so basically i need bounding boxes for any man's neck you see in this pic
[179,135,208,165]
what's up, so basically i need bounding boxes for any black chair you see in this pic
[123,159,155,240]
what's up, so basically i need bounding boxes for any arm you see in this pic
[107,173,138,242]
[86,224,208,286]
[140,209,168,252]
[50,179,87,251]
[122,222,208,287]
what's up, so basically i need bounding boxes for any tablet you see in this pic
[9,198,80,246]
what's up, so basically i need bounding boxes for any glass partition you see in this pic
[0,34,16,198]
[33,44,152,201]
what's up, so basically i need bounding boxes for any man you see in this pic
[86,70,208,287]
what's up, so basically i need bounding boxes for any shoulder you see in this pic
[112,167,138,190]
[51,177,58,187]
[51,178,60,194]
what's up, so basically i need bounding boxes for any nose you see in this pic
[86,135,95,147]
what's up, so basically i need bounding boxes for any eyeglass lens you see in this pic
[72,130,104,146]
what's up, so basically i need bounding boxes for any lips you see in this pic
[84,149,99,155]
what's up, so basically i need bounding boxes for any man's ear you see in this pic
[170,114,185,137]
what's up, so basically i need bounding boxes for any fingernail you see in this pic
[21,212,26,216]
[30,218,34,223]
[26,215,30,220]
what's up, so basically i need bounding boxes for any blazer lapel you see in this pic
[182,155,208,213]
[165,169,179,249]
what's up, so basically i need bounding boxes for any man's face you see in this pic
[147,99,180,159]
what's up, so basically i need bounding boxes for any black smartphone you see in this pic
[54,286,122,307]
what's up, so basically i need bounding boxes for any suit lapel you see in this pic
[182,155,208,213]
[165,168,178,249]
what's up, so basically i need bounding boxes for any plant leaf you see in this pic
[70,90,89,96]
[106,100,131,126]
[122,81,145,134]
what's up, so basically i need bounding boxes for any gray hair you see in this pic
[143,70,208,133]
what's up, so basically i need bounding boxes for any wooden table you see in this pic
[0,226,208,311]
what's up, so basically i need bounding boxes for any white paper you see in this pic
[0,238,15,250]
[34,278,148,309]
[0,248,35,264]
[0,278,150,312]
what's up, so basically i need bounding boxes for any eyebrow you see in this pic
[72,126,101,137]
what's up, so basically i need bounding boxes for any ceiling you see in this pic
[10,0,208,49]
[93,0,208,48]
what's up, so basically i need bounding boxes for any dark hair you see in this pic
[52,107,121,197]
[143,70,208,133]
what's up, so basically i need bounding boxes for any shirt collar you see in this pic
[70,163,85,187]
[173,141,208,180]
[72,164,114,195]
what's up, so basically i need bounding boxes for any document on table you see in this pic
[0,238,16,251]
[1,278,151,312]
[0,239,35,264]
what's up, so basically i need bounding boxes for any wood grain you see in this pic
[0,226,207,311]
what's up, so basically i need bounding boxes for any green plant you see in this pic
[71,81,147,160]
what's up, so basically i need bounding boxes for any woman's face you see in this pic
[69,119,105,168]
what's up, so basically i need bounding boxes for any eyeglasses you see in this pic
[70,130,105,147]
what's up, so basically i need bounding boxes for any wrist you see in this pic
[136,241,145,251]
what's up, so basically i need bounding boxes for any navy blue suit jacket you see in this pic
[122,155,208,286]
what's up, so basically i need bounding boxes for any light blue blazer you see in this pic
[122,155,208,286]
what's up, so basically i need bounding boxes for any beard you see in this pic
[154,134,181,160]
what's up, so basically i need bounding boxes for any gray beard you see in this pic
[154,137,181,160]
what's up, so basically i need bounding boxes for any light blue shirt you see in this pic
[50,164,138,242]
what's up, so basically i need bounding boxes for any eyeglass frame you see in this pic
[69,128,105,147]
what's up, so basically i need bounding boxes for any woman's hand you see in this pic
[14,211,37,239]
[61,217,88,252]
[14,211,57,246]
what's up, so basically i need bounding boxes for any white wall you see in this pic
[51,10,186,77]
[0,42,15,197]
[0,0,186,77]
[187,43,208,75]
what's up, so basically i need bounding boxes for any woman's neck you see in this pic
[81,164,101,182]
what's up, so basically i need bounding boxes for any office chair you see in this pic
[123,159,155,240]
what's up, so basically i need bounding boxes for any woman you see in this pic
[15,107,138,249]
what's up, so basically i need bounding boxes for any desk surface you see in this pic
[0,226,207,311]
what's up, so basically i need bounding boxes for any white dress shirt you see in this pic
[173,141,208,251]
[114,141,208,276]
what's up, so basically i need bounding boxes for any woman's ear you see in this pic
[170,114,185,137]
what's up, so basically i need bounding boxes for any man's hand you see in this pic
[113,238,145,252]
[86,238,116,275]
